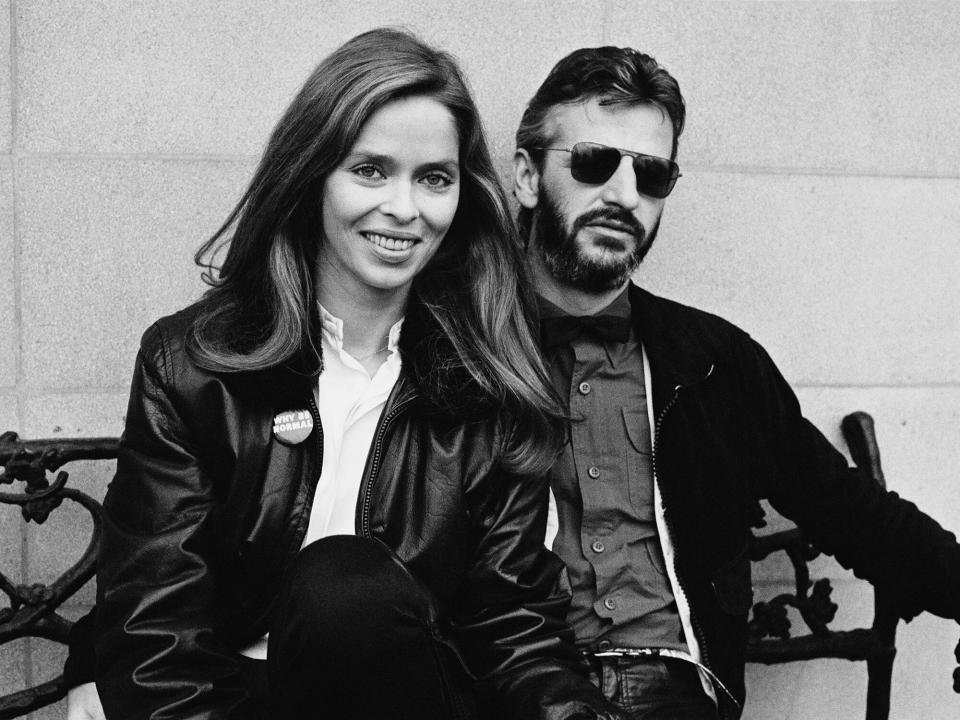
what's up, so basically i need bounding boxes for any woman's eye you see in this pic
[353,164,384,180]
[422,172,453,189]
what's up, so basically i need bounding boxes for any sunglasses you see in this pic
[535,142,681,199]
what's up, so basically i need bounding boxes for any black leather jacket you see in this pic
[92,303,617,720]
[631,284,960,718]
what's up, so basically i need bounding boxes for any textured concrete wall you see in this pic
[1,2,958,718]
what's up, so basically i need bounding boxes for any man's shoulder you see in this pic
[629,284,753,349]
[629,284,785,395]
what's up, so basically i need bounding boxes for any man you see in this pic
[513,45,960,720]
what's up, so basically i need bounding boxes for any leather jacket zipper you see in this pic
[652,364,741,718]
[353,393,475,720]
[289,390,411,545]
[358,396,414,538]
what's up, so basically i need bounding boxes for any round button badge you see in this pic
[272,409,314,445]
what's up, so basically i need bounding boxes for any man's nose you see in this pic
[380,181,420,223]
[600,156,641,211]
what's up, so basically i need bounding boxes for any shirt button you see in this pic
[591,540,605,553]
[587,466,600,479]
[597,639,612,651]
[603,597,618,611]
[578,381,591,395]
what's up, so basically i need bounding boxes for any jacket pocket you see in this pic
[709,547,754,616]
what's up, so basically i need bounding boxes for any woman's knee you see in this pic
[269,535,440,658]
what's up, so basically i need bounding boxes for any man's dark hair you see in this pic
[515,46,685,239]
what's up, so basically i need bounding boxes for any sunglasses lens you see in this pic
[566,143,679,198]
[569,143,620,184]
[633,155,678,199]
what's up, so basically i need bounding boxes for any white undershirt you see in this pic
[301,304,403,543]
[239,305,403,659]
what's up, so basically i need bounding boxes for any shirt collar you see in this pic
[318,303,404,355]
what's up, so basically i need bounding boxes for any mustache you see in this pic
[571,207,645,240]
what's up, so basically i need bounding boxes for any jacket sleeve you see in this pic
[64,606,97,689]
[740,336,960,622]
[453,448,624,720]
[94,325,256,720]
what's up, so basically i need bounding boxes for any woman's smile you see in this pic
[360,230,420,257]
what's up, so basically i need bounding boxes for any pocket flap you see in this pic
[621,407,651,454]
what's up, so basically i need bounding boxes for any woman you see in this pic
[65,27,620,720]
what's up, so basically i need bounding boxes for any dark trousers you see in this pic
[241,536,476,720]
[586,655,720,720]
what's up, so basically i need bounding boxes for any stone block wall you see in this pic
[2,2,958,717]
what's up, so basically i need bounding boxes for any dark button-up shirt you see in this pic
[539,288,685,650]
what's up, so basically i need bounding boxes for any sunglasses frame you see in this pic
[533,142,681,199]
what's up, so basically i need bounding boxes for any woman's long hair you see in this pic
[188,27,562,476]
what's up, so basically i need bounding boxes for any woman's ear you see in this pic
[513,149,541,211]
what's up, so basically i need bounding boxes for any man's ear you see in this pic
[513,148,541,210]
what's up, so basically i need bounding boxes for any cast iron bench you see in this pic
[1,413,958,719]
[744,411,900,719]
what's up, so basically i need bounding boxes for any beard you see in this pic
[533,192,659,294]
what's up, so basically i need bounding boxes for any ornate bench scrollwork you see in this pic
[745,412,898,720]
[0,432,117,720]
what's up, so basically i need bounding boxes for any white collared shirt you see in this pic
[240,305,402,660]
[301,304,404,544]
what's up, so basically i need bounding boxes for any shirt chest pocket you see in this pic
[622,407,655,523]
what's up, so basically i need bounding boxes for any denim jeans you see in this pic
[587,655,719,720]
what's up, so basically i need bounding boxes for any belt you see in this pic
[583,646,742,714]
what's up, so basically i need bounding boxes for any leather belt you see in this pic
[582,646,742,713]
